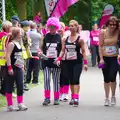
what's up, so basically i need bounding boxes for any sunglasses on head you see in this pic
[109,23,117,26]
[49,26,55,29]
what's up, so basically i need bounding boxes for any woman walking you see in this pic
[42,17,62,106]
[99,16,119,106]
[56,20,88,106]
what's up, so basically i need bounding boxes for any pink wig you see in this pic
[46,17,60,30]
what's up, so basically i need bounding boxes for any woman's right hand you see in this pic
[8,69,14,75]
[99,59,104,65]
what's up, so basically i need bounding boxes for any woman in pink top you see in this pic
[90,23,101,67]
[33,12,42,24]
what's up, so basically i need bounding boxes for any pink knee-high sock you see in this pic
[64,85,69,94]
[73,94,79,99]
[54,92,60,100]
[60,87,64,94]
[17,96,23,104]
[5,93,13,106]
[44,90,50,99]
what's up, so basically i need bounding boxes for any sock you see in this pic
[6,93,13,106]
[44,90,50,99]
[17,96,23,104]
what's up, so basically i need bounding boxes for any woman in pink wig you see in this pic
[41,17,62,106]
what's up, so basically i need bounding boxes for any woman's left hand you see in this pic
[84,64,88,71]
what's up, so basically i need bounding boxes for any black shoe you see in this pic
[23,84,29,91]
[43,98,50,106]
[32,81,39,84]
[74,99,79,107]
[69,99,74,105]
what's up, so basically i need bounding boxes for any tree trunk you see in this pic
[16,0,27,20]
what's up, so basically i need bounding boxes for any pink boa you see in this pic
[46,17,60,30]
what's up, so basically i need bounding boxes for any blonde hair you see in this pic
[10,27,21,40]
[60,22,65,30]
[69,20,79,33]
[2,20,12,32]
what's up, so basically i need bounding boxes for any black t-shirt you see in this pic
[42,33,62,68]
[65,36,83,63]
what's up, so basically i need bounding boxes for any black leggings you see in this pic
[65,61,83,85]
[60,61,69,87]
[102,57,118,83]
[5,66,24,96]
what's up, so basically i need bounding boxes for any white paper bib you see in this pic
[66,52,77,60]
[93,37,99,41]
[14,57,24,69]
[104,46,117,55]
[46,50,57,58]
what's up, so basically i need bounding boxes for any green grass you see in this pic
[0,71,44,108]
[28,71,44,88]
[0,95,6,108]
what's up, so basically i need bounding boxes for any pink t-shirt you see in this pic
[90,30,101,46]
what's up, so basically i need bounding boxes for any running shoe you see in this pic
[74,99,79,107]
[7,106,18,112]
[18,103,28,111]
[60,94,64,101]
[54,99,60,105]
[63,94,69,102]
[104,99,110,106]
[111,97,116,105]
[43,98,50,106]
[69,99,74,105]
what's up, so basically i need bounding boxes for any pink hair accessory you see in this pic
[46,17,60,30]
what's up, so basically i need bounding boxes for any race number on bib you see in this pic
[46,50,57,58]
[66,52,77,60]
[93,37,99,41]
[104,46,117,55]
[14,58,24,69]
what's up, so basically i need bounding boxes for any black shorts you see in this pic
[60,61,69,87]
[65,60,83,85]
[102,56,118,83]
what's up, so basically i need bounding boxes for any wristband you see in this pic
[118,59,120,65]
[32,56,39,60]
[7,65,12,71]
[84,60,88,65]
[57,57,62,61]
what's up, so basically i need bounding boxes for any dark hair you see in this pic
[106,16,119,30]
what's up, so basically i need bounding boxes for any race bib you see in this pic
[66,52,77,60]
[14,57,24,69]
[104,46,117,55]
[46,50,57,58]
[93,37,99,41]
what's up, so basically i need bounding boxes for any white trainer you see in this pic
[60,94,64,101]
[18,103,28,111]
[7,105,18,112]
[63,94,69,101]
[111,97,116,105]
[104,99,110,106]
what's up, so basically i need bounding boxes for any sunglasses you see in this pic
[49,26,55,29]
[108,24,117,26]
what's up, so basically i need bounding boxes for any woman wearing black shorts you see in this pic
[56,20,88,106]
[99,16,119,106]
